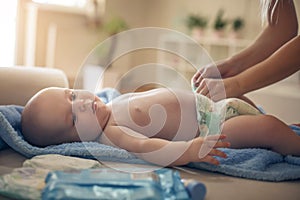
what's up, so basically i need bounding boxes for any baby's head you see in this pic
[21,87,110,147]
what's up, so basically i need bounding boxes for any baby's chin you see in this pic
[95,102,109,128]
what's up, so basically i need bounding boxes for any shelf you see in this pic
[197,37,252,48]
[157,35,252,76]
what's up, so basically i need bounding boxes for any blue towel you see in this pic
[1,88,300,181]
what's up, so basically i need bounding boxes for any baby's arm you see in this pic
[100,125,229,166]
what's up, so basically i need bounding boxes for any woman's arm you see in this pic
[192,0,298,89]
[235,35,300,94]
[198,35,300,100]
[100,125,229,166]
[226,0,298,75]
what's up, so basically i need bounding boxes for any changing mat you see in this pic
[1,88,300,182]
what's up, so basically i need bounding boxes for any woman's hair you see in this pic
[260,0,280,26]
[260,0,293,26]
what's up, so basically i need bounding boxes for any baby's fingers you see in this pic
[208,149,227,159]
[198,144,227,158]
[205,134,226,141]
[200,156,220,165]
[203,134,229,145]
[203,139,230,149]
[207,140,230,148]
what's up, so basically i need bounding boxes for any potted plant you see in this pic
[213,9,228,37]
[185,14,208,40]
[98,17,128,66]
[104,17,128,36]
[231,17,245,38]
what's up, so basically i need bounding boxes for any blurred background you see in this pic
[1,0,300,123]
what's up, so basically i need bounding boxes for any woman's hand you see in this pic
[192,59,238,90]
[194,77,242,102]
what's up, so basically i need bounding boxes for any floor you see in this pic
[1,149,300,200]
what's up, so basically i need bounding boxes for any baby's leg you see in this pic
[221,114,300,156]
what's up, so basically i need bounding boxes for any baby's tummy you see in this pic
[119,106,176,138]
[118,107,199,141]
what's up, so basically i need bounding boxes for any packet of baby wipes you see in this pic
[42,168,190,200]
[0,154,102,200]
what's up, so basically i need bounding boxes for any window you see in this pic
[32,0,86,8]
[0,0,18,66]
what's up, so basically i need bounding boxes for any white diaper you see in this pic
[195,94,261,137]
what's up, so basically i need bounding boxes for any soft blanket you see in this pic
[1,88,300,182]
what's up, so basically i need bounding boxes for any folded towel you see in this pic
[1,88,300,182]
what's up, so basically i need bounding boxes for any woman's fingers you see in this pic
[192,69,203,87]
[195,81,207,94]
[195,78,214,94]
[195,78,227,101]
[192,66,216,88]
[192,69,201,83]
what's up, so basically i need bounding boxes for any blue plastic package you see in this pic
[182,180,206,200]
[42,168,191,200]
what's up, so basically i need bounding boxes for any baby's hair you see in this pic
[260,0,293,26]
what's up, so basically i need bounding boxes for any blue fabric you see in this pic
[0,105,23,150]
[188,125,300,182]
[290,124,300,135]
[1,88,300,181]
[95,88,121,104]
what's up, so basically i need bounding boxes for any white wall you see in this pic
[17,0,300,123]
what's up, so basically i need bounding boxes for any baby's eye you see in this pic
[72,114,77,125]
[71,91,77,101]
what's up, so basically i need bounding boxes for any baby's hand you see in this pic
[189,134,230,165]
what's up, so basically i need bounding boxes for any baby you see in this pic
[21,87,300,166]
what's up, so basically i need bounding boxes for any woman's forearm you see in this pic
[236,36,300,94]
[228,0,298,73]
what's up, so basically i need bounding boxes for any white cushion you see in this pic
[0,66,69,106]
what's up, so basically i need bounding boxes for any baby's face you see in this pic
[29,87,110,144]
